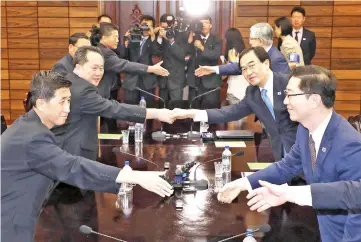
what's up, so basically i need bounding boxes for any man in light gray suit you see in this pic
[52,33,90,76]
[173,47,299,161]
[1,71,173,242]
[51,46,175,161]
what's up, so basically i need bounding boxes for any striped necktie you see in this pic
[261,89,275,119]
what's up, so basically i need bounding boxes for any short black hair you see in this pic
[275,17,293,36]
[73,46,103,66]
[30,71,72,106]
[98,14,112,23]
[290,65,337,108]
[200,15,212,23]
[239,46,271,65]
[291,6,306,17]
[140,15,156,28]
[90,23,118,46]
[69,32,89,45]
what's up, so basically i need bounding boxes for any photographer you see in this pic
[122,15,162,104]
[156,14,187,102]
[186,15,221,109]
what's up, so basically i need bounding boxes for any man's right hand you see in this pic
[195,65,216,77]
[217,178,249,203]
[147,61,169,76]
[117,170,173,197]
[172,108,196,120]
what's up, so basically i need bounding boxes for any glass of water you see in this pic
[121,130,130,144]
[200,121,209,133]
[134,123,143,143]
[214,161,223,192]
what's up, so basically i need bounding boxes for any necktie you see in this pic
[261,89,275,119]
[139,38,146,55]
[309,135,317,171]
[294,31,299,42]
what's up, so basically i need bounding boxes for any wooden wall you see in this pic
[1,1,100,123]
[234,0,361,118]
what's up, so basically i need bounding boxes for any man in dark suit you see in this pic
[174,47,298,161]
[219,65,361,242]
[92,23,169,99]
[52,33,90,76]
[51,46,175,161]
[246,179,361,211]
[1,71,173,242]
[291,6,316,65]
[195,22,290,77]
[122,15,161,104]
[186,15,222,108]
[157,14,186,102]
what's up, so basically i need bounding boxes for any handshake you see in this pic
[149,108,197,124]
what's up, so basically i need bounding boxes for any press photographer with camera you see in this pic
[89,22,169,99]
[156,14,187,102]
[186,15,222,109]
[122,15,163,104]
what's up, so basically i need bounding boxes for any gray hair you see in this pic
[250,23,274,46]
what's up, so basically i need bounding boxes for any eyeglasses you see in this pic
[241,62,259,73]
[284,90,313,98]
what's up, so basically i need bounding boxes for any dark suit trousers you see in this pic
[159,86,184,102]
[189,82,220,109]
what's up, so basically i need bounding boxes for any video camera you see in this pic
[126,23,150,43]
[175,7,203,35]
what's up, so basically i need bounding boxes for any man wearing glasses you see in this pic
[173,46,297,161]
[218,65,361,242]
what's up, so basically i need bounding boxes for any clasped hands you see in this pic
[153,108,195,124]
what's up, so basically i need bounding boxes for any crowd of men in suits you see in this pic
[3,6,361,242]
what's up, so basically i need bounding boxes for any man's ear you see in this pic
[36,98,46,111]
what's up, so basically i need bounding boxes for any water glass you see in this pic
[134,123,143,142]
[200,121,209,133]
[214,161,223,192]
[121,130,130,144]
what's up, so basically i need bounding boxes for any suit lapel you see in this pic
[272,73,286,121]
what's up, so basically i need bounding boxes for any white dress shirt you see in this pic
[259,72,274,107]
[292,28,303,45]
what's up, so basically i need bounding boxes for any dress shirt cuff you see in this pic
[288,185,312,206]
[193,110,208,122]
[214,66,220,75]
[157,37,163,45]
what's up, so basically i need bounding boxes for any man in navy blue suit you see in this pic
[218,65,361,242]
[173,47,298,161]
[194,22,290,77]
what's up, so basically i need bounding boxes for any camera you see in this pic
[174,7,203,35]
[126,23,150,43]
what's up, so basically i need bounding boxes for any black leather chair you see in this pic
[348,115,361,133]
[1,114,7,134]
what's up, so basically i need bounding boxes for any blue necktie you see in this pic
[139,38,146,55]
[261,89,275,119]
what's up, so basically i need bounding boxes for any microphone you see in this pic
[135,87,166,109]
[217,224,271,242]
[172,178,208,190]
[114,147,161,170]
[193,150,244,181]
[79,225,127,242]
[151,131,181,141]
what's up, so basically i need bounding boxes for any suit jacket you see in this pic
[97,44,148,99]
[299,28,316,65]
[158,37,186,90]
[207,72,297,161]
[186,34,222,88]
[311,180,361,210]
[247,111,361,242]
[52,53,74,76]
[219,46,290,76]
[1,110,121,242]
[51,72,146,160]
[122,38,160,91]
[280,35,305,66]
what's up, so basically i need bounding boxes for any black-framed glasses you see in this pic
[284,90,313,98]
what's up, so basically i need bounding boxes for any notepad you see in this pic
[214,141,246,148]
[98,133,122,140]
[247,162,272,170]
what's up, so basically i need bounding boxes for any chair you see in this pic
[348,115,361,133]
[23,91,33,112]
[1,114,7,134]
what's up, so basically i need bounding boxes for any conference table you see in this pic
[35,111,320,242]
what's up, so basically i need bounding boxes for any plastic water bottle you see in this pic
[243,229,257,242]
[139,96,147,131]
[222,146,232,185]
[115,161,133,215]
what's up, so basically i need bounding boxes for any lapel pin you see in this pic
[322,147,326,152]
[277,92,281,95]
